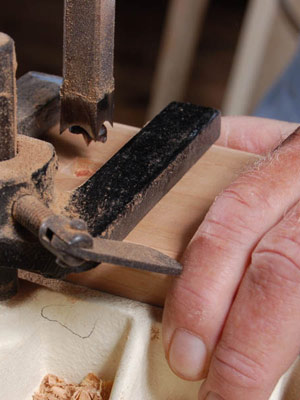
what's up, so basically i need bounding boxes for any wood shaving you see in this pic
[33,373,112,400]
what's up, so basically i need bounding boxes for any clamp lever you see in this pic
[13,195,183,276]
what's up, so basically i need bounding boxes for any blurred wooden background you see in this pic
[0,0,298,127]
[0,0,246,126]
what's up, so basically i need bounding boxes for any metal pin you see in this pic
[0,33,17,161]
[60,0,115,144]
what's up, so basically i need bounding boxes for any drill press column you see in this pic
[0,33,60,300]
[0,33,17,161]
[0,33,18,298]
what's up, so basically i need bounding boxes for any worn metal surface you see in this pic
[69,102,221,240]
[17,72,62,138]
[0,136,57,239]
[60,0,115,144]
[0,135,57,299]
[0,133,88,289]
[0,33,17,161]
[12,195,54,236]
[60,238,182,275]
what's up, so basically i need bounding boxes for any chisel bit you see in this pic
[60,0,115,144]
[0,33,17,161]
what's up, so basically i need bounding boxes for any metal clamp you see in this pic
[13,195,182,276]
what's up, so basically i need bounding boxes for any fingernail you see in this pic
[205,393,224,400]
[169,328,207,380]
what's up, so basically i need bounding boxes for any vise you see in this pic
[0,0,220,301]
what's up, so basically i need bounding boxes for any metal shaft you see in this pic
[60,0,115,144]
[0,33,17,161]
[12,195,53,236]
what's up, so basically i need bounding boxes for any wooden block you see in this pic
[46,123,259,306]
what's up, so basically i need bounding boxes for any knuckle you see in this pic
[172,280,215,318]
[167,277,220,331]
[201,212,247,246]
[252,239,300,290]
[221,176,271,214]
[200,181,268,246]
[221,186,257,211]
[212,342,266,390]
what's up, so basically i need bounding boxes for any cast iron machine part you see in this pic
[0,30,220,301]
[60,0,115,144]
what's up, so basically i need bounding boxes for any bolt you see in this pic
[12,195,92,246]
[0,33,17,161]
[12,195,53,236]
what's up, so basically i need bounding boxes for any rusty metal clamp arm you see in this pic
[49,234,183,275]
[39,215,95,269]
[13,195,182,276]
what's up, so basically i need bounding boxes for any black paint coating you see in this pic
[70,102,220,239]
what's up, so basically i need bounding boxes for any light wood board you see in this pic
[45,123,259,306]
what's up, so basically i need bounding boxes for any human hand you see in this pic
[163,116,300,399]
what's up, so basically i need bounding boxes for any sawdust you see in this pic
[0,136,57,240]
[52,153,101,217]
[52,187,73,216]
[33,373,112,400]
[73,157,100,178]
[150,327,160,341]
[0,135,55,181]
[18,271,103,301]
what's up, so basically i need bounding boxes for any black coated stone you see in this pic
[69,102,220,239]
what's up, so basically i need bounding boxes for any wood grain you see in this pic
[46,123,259,306]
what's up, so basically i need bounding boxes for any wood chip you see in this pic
[33,373,112,400]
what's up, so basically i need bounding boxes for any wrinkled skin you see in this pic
[163,116,300,400]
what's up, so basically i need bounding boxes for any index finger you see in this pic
[162,125,300,381]
[218,116,299,154]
